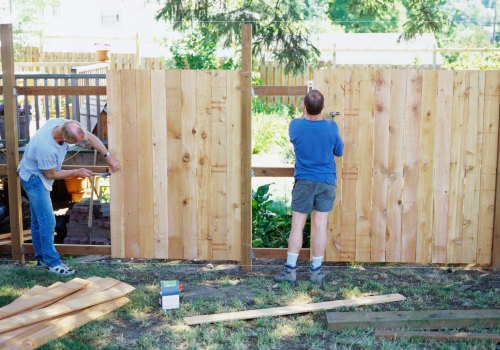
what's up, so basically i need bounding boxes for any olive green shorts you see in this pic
[291,179,336,214]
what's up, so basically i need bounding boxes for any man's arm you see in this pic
[43,167,92,180]
[84,131,120,172]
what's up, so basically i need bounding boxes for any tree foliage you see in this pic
[155,0,320,74]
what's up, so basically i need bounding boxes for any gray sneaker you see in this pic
[310,265,325,284]
[273,264,297,284]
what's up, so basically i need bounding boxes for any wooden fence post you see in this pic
[241,23,252,271]
[493,106,500,270]
[1,24,25,263]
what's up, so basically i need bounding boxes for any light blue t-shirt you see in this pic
[289,118,344,186]
[18,118,69,191]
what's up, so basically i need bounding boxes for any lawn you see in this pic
[0,255,499,349]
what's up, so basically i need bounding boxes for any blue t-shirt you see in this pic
[18,118,69,191]
[289,118,344,186]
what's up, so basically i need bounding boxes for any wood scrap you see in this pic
[0,276,134,349]
[326,309,500,330]
[375,329,500,343]
[184,293,406,325]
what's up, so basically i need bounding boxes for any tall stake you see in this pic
[241,23,252,271]
[1,24,24,262]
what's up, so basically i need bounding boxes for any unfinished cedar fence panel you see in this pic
[314,69,500,264]
[107,70,242,260]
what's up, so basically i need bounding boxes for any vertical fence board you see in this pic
[121,70,140,258]
[211,70,229,260]
[462,71,482,263]
[108,70,125,258]
[401,70,423,263]
[447,71,469,263]
[371,70,391,262]
[341,70,360,261]
[478,71,500,264]
[166,70,184,259]
[196,70,213,260]
[356,70,375,262]
[328,69,345,261]
[181,70,198,259]
[432,70,453,263]
[136,70,154,258]
[227,71,243,260]
[416,70,437,264]
[386,70,406,262]
[151,70,169,259]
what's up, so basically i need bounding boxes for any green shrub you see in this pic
[252,183,310,248]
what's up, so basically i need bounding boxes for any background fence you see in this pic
[314,69,500,264]
[107,70,243,260]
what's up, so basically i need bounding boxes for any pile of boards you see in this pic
[0,276,135,349]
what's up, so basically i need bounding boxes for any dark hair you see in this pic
[304,90,324,115]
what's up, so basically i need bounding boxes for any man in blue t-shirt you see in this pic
[18,119,120,276]
[274,90,343,284]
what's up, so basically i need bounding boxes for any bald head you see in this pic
[59,121,85,143]
[304,90,324,116]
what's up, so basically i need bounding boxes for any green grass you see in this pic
[0,260,499,349]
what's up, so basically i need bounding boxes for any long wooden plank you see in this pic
[252,85,307,96]
[462,71,482,263]
[211,70,229,260]
[251,166,294,177]
[13,86,106,96]
[19,244,110,255]
[196,70,213,260]
[484,71,500,267]
[0,282,134,333]
[181,70,198,259]
[432,70,453,263]
[227,71,243,261]
[0,231,31,240]
[252,248,310,259]
[371,70,390,262]
[355,70,375,262]
[151,70,169,259]
[416,70,437,264]
[184,293,406,325]
[166,70,183,259]
[0,278,90,320]
[136,70,155,258]
[340,70,360,261]
[327,69,345,262]
[447,71,469,263]
[326,309,500,330]
[385,70,406,262]
[121,70,140,258]
[401,70,423,263]
[241,24,253,270]
[375,329,500,342]
[1,24,24,263]
[7,297,131,350]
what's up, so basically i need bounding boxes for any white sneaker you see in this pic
[48,263,76,276]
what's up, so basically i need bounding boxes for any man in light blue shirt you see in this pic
[18,118,119,276]
[274,90,343,285]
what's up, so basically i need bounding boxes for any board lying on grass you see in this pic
[326,309,500,330]
[184,293,406,325]
[0,276,134,349]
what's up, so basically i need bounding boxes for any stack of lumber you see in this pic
[64,201,110,245]
[0,276,134,349]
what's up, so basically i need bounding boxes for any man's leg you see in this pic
[310,211,329,284]
[21,177,43,262]
[274,211,308,284]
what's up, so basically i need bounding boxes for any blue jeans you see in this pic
[20,174,61,267]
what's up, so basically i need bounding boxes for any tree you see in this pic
[328,0,448,41]
[155,0,321,74]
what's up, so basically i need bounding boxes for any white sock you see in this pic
[311,256,324,269]
[286,252,299,267]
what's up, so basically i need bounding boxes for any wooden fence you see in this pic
[314,69,500,264]
[107,70,243,260]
